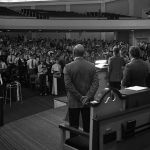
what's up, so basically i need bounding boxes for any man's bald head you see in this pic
[73,44,85,57]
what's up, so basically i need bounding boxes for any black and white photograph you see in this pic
[0,0,150,149]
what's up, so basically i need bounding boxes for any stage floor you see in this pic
[0,105,67,150]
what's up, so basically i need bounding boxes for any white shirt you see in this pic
[27,59,37,69]
[0,62,7,70]
[38,64,47,75]
[7,55,16,64]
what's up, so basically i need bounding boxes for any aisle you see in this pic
[0,106,67,150]
[4,87,54,124]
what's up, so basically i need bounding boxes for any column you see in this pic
[114,32,118,41]
[66,4,71,12]
[66,32,71,39]
[101,32,106,41]
[128,0,134,16]
[101,2,106,13]
[66,4,71,39]
[100,2,106,41]
[130,30,135,46]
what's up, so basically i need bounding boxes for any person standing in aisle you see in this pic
[64,44,99,133]
[108,46,126,90]
[51,57,62,96]
[38,60,48,96]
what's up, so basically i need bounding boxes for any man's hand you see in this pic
[81,96,89,105]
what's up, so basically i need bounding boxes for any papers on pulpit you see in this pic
[95,60,108,69]
[95,60,107,64]
[125,86,148,91]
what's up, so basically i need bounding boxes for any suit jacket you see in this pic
[122,59,149,87]
[64,57,99,108]
[108,56,125,82]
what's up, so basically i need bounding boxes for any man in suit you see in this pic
[64,44,99,133]
[108,46,126,90]
[122,46,149,88]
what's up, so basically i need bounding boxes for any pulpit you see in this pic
[94,60,108,100]
[59,87,150,150]
[119,86,150,109]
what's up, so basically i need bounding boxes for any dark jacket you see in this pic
[108,56,125,82]
[122,59,149,87]
[64,57,99,108]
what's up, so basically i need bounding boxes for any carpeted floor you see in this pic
[4,87,54,124]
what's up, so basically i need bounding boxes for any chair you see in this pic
[59,88,124,150]
[5,81,22,107]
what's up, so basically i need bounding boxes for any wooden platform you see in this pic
[0,106,67,150]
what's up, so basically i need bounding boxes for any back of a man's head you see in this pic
[129,46,141,59]
[113,46,120,56]
[73,44,85,57]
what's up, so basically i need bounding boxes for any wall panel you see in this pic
[134,0,150,17]
[71,3,101,13]
[35,5,66,11]
[106,0,129,16]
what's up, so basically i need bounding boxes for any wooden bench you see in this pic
[59,88,150,150]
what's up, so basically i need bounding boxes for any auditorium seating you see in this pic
[20,8,132,20]
[0,6,22,16]
[59,88,150,150]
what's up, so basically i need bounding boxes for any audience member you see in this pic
[120,46,130,64]
[122,46,149,88]
[51,57,62,96]
[0,57,7,85]
[38,60,48,96]
[108,46,125,90]
[27,54,38,87]
[63,44,99,134]
[1,34,150,97]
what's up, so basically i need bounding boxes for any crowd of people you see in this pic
[63,42,150,134]
[0,34,150,97]
[108,44,150,90]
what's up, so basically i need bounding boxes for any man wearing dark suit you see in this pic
[122,46,149,88]
[64,44,99,133]
[108,46,126,90]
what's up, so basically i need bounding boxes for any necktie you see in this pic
[18,58,21,66]
[0,63,2,69]
[31,59,34,69]
[10,56,13,63]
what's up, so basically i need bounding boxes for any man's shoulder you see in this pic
[86,60,95,68]
[27,59,30,62]
[126,61,132,67]
[127,59,146,68]
[80,59,95,68]
[109,56,116,61]
[66,61,74,67]
[65,59,95,68]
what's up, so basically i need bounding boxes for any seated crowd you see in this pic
[0,35,150,97]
